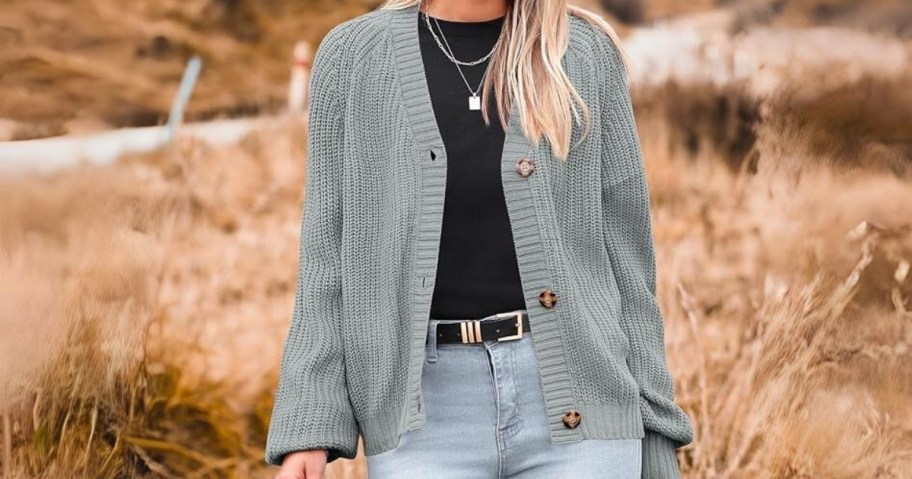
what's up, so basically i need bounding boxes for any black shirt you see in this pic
[419,11,527,320]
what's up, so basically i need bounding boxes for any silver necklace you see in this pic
[421,0,503,110]
[422,1,503,67]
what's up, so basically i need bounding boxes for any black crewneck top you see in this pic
[418,11,527,320]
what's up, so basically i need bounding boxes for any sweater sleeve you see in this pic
[591,25,695,479]
[264,29,359,467]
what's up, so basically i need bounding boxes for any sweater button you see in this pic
[562,409,582,429]
[515,157,535,177]
[538,289,558,309]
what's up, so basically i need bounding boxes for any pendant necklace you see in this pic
[421,0,503,111]
[440,37,486,111]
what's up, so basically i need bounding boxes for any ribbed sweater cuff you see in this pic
[264,404,359,466]
[641,430,682,479]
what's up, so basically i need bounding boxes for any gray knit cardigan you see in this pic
[265,4,694,477]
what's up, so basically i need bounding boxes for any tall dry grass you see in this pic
[2,48,912,479]
[639,108,912,477]
[633,51,912,477]
[0,150,186,477]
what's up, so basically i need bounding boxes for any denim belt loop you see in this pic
[425,320,439,363]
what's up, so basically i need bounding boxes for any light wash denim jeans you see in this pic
[366,311,642,478]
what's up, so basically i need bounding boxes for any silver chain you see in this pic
[433,19,485,97]
[421,0,504,67]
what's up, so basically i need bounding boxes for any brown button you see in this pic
[562,409,581,429]
[515,157,535,177]
[538,289,558,309]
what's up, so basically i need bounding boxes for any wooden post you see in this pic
[288,41,313,114]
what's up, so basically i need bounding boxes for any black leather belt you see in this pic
[434,310,531,344]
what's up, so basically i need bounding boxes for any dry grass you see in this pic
[640,122,912,478]
[634,52,912,478]
[0,117,374,478]
[0,0,377,137]
[3,0,910,139]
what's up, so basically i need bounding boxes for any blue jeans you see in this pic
[366,312,642,478]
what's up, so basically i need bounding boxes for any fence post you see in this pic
[288,41,313,114]
[165,56,203,144]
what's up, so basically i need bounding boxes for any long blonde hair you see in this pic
[380,0,631,161]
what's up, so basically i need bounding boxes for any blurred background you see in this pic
[1,0,910,478]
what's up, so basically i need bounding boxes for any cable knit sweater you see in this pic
[265,4,694,478]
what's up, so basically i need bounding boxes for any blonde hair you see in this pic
[380,0,631,161]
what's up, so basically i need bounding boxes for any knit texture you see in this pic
[264,5,694,477]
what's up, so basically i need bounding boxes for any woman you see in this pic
[265,0,694,477]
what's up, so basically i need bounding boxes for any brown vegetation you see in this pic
[3,0,911,139]
[0,0,377,138]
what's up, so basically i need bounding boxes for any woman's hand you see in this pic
[274,449,329,479]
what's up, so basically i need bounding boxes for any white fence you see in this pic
[0,118,274,176]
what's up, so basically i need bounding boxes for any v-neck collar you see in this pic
[389,3,531,168]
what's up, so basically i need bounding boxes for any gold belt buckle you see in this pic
[459,320,484,344]
[495,310,524,342]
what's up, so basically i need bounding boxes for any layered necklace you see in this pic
[421,0,505,110]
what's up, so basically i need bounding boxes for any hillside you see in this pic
[1,0,910,140]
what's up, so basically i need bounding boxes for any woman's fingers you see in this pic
[274,449,326,479]
[302,449,328,479]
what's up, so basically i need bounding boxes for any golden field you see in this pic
[1,1,911,478]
